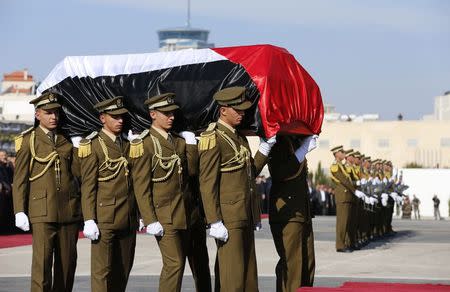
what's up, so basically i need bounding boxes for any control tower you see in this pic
[157,0,214,51]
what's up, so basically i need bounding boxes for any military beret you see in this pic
[213,86,252,110]
[94,96,128,115]
[145,93,180,112]
[29,92,61,110]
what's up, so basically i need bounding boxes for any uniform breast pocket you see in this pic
[29,192,47,218]
[220,192,248,222]
[98,197,116,223]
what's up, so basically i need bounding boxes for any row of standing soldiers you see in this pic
[13,87,318,292]
[330,146,407,252]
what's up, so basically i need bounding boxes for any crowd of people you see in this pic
[0,150,15,233]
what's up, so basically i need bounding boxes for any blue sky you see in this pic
[1,0,449,119]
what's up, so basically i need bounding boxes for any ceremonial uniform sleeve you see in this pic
[131,141,157,225]
[186,144,199,177]
[12,135,31,214]
[80,148,99,221]
[198,143,222,224]
[268,139,304,182]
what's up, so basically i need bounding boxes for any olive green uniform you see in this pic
[198,121,267,292]
[131,127,198,292]
[79,130,137,292]
[268,135,315,291]
[13,126,81,292]
[330,161,355,251]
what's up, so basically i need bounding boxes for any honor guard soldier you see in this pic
[13,92,81,292]
[79,97,137,292]
[198,86,276,291]
[268,134,318,291]
[130,93,199,292]
[330,146,355,252]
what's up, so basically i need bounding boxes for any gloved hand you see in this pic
[361,178,367,185]
[304,135,319,153]
[83,219,100,241]
[127,129,139,141]
[258,136,276,156]
[255,222,263,231]
[389,192,398,200]
[355,190,366,199]
[209,221,228,242]
[382,177,388,184]
[70,136,82,148]
[138,219,145,232]
[356,180,361,186]
[146,222,164,236]
[180,131,197,145]
[15,212,30,231]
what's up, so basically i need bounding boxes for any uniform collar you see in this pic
[151,125,169,140]
[218,119,236,134]
[101,128,119,142]
[39,125,57,143]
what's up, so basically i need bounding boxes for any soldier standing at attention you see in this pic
[13,92,81,291]
[330,146,355,253]
[79,97,137,292]
[198,86,276,292]
[130,93,198,292]
[268,134,318,291]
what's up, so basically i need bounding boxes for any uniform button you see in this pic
[33,196,36,200]
[155,204,159,208]
[99,203,103,206]
[288,196,292,199]
[57,187,60,191]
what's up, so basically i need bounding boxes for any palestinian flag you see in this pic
[37,44,324,138]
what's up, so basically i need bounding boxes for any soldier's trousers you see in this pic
[214,226,258,292]
[156,228,188,292]
[186,220,212,292]
[91,228,136,292]
[270,220,315,292]
[31,222,79,292]
[336,202,353,250]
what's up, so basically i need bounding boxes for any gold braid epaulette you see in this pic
[129,129,149,158]
[97,136,129,181]
[78,131,98,158]
[198,123,217,151]
[14,127,34,152]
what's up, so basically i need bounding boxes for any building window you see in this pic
[350,139,360,148]
[441,138,450,147]
[378,139,389,148]
[407,139,418,147]
[319,139,330,149]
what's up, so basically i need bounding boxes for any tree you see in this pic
[314,161,331,186]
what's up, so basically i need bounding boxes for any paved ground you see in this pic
[0,216,449,291]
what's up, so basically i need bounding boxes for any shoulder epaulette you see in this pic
[78,131,98,158]
[330,163,339,173]
[14,127,34,152]
[198,123,217,151]
[129,129,149,158]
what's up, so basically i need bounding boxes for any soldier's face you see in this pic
[0,151,7,163]
[150,110,175,131]
[335,150,345,161]
[100,113,124,135]
[35,108,59,130]
[220,107,245,127]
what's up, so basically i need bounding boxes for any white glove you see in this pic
[364,196,370,204]
[15,212,30,231]
[70,136,82,148]
[179,131,197,145]
[383,177,388,184]
[146,222,164,236]
[258,136,277,156]
[255,222,262,231]
[361,178,367,185]
[305,135,319,153]
[209,221,228,242]
[127,130,139,141]
[392,168,398,178]
[355,190,365,199]
[381,198,388,207]
[83,220,100,241]
[389,192,398,200]
[138,219,145,232]
[356,180,361,186]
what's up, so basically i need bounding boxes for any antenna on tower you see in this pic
[186,0,191,27]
